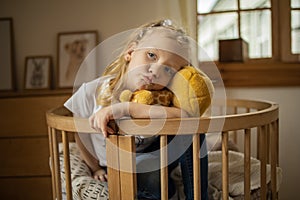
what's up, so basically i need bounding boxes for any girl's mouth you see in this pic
[138,75,163,90]
[142,75,153,85]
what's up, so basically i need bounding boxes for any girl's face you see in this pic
[124,48,188,91]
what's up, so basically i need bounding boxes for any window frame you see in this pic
[280,0,300,62]
[197,0,300,87]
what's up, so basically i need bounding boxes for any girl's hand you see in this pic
[93,168,108,182]
[89,102,187,137]
[89,102,129,137]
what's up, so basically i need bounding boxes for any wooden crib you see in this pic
[46,99,279,200]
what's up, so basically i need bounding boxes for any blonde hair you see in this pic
[97,19,188,106]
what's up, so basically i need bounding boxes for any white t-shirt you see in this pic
[64,76,111,166]
[64,75,157,167]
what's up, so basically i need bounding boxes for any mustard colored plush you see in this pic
[119,89,173,106]
[119,66,214,117]
[168,66,214,117]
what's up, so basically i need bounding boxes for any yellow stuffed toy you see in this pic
[119,66,214,117]
[119,89,173,106]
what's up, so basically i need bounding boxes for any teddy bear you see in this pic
[119,66,214,117]
[119,89,173,106]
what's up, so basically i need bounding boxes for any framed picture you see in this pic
[57,30,98,88]
[24,56,52,90]
[0,18,15,91]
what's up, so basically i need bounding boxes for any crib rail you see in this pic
[46,99,279,200]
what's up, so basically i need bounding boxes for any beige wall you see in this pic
[0,0,196,89]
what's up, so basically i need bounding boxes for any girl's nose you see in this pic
[148,64,161,78]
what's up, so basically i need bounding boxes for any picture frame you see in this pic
[57,30,98,88]
[0,18,15,92]
[24,56,52,90]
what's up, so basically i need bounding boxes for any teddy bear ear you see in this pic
[131,90,154,105]
[119,90,133,102]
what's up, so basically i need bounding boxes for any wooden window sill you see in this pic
[214,62,300,87]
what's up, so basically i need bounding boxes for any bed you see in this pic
[46,99,281,200]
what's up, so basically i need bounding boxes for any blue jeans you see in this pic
[136,135,208,200]
[179,135,208,200]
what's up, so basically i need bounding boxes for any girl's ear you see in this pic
[124,54,131,62]
[124,42,136,61]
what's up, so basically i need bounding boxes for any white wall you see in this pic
[227,87,300,199]
[0,0,195,89]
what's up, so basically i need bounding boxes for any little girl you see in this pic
[65,19,209,200]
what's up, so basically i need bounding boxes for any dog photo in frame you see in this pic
[24,56,52,90]
[57,30,98,88]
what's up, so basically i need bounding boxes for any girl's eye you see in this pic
[147,52,157,60]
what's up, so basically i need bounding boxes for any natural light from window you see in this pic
[291,0,300,54]
[197,0,272,61]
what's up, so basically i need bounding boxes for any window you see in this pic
[197,0,300,86]
[281,0,300,61]
[291,0,300,54]
[198,0,272,61]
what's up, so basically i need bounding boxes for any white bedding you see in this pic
[208,150,282,200]
[57,144,282,200]
[58,143,109,200]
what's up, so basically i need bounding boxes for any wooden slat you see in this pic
[232,107,238,143]
[52,129,62,200]
[244,129,251,200]
[267,125,271,164]
[48,127,56,200]
[222,131,229,200]
[257,127,261,160]
[193,134,201,200]
[117,102,279,135]
[0,137,50,176]
[106,135,121,200]
[259,125,267,200]
[47,100,278,135]
[276,119,279,166]
[0,177,52,200]
[62,131,72,200]
[160,135,168,200]
[271,121,278,200]
[118,136,136,200]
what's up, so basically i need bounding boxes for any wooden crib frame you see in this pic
[46,99,279,200]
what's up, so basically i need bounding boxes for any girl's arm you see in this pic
[74,133,107,181]
[74,133,99,172]
[129,102,188,118]
[89,102,188,137]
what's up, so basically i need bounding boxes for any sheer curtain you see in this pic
[157,0,197,39]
